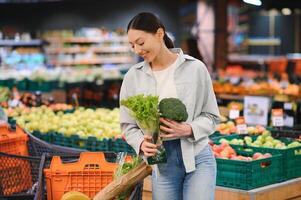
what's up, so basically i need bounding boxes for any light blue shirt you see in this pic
[119,48,220,172]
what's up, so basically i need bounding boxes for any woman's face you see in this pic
[128,29,162,62]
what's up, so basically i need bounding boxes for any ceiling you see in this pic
[261,0,301,9]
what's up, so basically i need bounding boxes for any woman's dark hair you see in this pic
[127,12,174,48]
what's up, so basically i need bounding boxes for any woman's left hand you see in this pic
[160,118,193,138]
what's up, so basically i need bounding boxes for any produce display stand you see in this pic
[142,177,301,200]
[215,177,301,200]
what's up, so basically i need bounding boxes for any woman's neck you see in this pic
[151,46,177,71]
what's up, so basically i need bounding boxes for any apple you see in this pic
[287,141,301,148]
[263,141,274,148]
[272,139,281,146]
[247,126,256,135]
[257,135,264,143]
[230,138,244,145]
[275,143,286,149]
[263,153,272,158]
[244,136,252,144]
[212,145,223,153]
[262,130,271,138]
[219,138,229,144]
[265,136,274,143]
[253,152,264,160]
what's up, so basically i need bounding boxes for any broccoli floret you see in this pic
[159,98,188,122]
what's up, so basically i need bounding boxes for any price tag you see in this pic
[244,96,270,126]
[8,99,20,108]
[229,104,240,119]
[284,116,294,127]
[229,77,240,85]
[235,117,247,134]
[284,102,293,110]
[280,80,289,89]
[272,109,284,127]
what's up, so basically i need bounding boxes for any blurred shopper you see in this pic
[181,37,204,63]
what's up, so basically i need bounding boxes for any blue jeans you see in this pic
[152,140,216,200]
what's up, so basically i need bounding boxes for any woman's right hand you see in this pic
[140,135,158,157]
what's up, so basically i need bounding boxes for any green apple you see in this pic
[230,138,240,145]
[265,136,274,143]
[257,135,264,142]
[262,130,271,138]
[253,140,262,147]
[247,126,256,134]
[219,138,229,144]
[263,141,274,148]
[287,141,301,148]
[275,143,285,149]
[244,136,253,144]
[272,139,281,146]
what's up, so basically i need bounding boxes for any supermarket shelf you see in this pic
[43,31,134,68]
[0,39,46,47]
[46,46,131,54]
[94,46,131,53]
[217,94,244,101]
[287,53,301,61]
[246,38,281,46]
[52,57,134,65]
[228,54,285,64]
[63,37,128,43]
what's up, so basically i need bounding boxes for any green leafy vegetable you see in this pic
[121,94,160,138]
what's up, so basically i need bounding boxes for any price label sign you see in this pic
[284,102,293,110]
[284,116,294,127]
[229,104,240,119]
[235,117,247,134]
[272,109,284,127]
[244,96,270,126]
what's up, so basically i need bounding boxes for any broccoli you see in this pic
[159,98,188,122]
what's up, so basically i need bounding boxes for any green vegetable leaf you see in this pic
[121,94,160,134]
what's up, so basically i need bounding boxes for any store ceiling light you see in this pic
[282,8,292,15]
[243,0,262,6]
[269,9,279,16]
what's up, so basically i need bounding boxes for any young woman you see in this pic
[119,12,220,200]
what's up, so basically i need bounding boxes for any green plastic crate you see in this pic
[209,131,223,139]
[27,80,56,92]
[52,133,82,148]
[16,79,28,91]
[111,138,135,154]
[216,151,283,190]
[84,136,111,152]
[244,137,301,181]
[0,80,5,87]
[0,79,15,89]
[32,131,53,143]
[214,135,301,181]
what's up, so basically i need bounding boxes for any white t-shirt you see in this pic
[152,56,179,100]
[152,55,179,141]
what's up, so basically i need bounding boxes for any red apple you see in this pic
[263,153,272,158]
[212,145,223,153]
[252,152,262,160]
